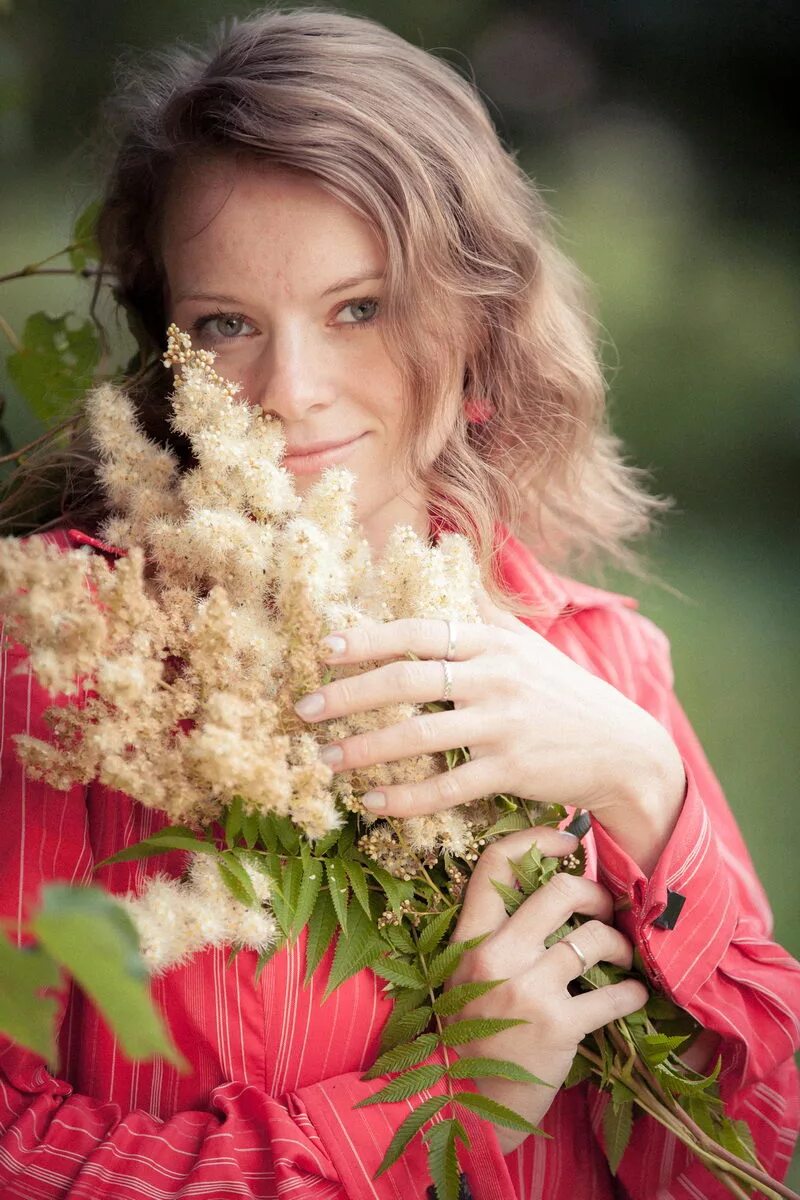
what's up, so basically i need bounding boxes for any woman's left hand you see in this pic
[294,591,686,859]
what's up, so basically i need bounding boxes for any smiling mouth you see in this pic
[282,433,366,473]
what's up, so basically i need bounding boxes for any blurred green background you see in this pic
[1,0,797,1154]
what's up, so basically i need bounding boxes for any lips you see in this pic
[284,436,360,456]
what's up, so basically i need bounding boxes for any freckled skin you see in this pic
[161,157,459,556]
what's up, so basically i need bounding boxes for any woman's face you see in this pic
[161,156,456,553]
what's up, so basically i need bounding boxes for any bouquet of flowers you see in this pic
[0,327,789,1200]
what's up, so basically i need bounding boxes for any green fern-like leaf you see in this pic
[304,887,339,986]
[431,979,505,1018]
[353,1062,448,1107]
[603,1096,634,1175]
[452,1089,544,1135]
[423,1118,461,1200]
[447,1056,552,1087]
[426,934,489,989]
[441,1017,527,1048]
[325,858,350,934]
[323,899,384,1001]
[371,957,427,990]
[343,859,371,917]
[417,907,457,956]
[362,1032,441,1079]
[372,1095,451,1178]
[289,854,323,941]
[379,1004,434,1054]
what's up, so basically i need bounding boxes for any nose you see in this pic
[251,322,335,421]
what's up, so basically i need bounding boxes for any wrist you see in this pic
[594,724,687,877]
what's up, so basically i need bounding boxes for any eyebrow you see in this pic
[173,272,385,306]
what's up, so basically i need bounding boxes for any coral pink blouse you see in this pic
[0,526,797,1199]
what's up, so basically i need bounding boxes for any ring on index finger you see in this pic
[440,658,454,702]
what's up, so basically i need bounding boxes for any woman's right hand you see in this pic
[441,826,649,1156]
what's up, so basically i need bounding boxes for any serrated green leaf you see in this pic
[426,934,490,990]
[0,933,61,1065]
[254,938,286,983]
[217,852,259,908]
[716,1115,760,1166]
[353,1062,448,1107]
[379,1004,433,1054]
[611,1076,636,1105]
[373,1095,451,1177]
[432,978,505,1018]
[380,923,417,956]
[452,1090,544,1135]
[441,1016,528,1047]
[635,1032,690,1068]
[240,808,260,850]
[660,1056,722,1096]
[489,877,525,915]
[603,1097,633,1174]
[362,1032,440,1079]
[290,858,324,940]
[337,821,357,857]
[482,811,531,839]
[564,1052,595,1089]
[372,956,427,990]
[95,829,218,869]
[224,796,243,847]
[32,885,185,1069]
[423,1118,460,1200]
[7,312,100,422]
[257,813,279,853]
[323,899,384,1001]
[343,859,371,917]
[325,858,350,935]
[447,1056,552,1087]
[310,825,341,855]
[304,887,339,986]
[273,814,301,855]
[418,907,457,956]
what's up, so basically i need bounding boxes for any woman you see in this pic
[0,8,797,1198]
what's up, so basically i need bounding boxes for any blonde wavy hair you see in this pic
[0,5,674,612]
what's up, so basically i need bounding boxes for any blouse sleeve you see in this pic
[0,630,516,1199]
[586,608,800,1196]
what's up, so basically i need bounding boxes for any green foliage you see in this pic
[32,885,185,1069]
[7,313,100,421]
[603,1095,634,1174]
[0,932,61,1064]
[423,1118,461,1200]
[322,898,384,1000]
[372,1095,451,1178]
[95,825,217,868]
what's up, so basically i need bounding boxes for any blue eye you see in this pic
[191,312,254,342]
[337,298,380,328]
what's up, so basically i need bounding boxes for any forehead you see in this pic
[159,155,384,284]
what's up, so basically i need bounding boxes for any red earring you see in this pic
[464,397,493,424]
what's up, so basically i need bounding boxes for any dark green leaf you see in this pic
[290,854,324,940]
[367,864,414,914]
[379,1004,433,1054]
[447,1056,552,1087]
[254,938,286,983]
[310,826,341,856]
[32,885,184,1069]
[482,811,530,839]
[418,907,457,956]
[373,1096,450,1177]
[96,829,218,869]
[240,808,260,851]
[372,957,427,990]
[564,1052,595,1089]
[423,1118,460,1200]
[0,933,61,1065]
[304,887,339,986]
[343,859,371,917]
[432,979,505,1018]
[217,853,259,908]
[224,797,243,847]
[603,1097,633,1174]
[635,1032,690,1068]
[323,899,384,1000]
[325,858,350,935]
[257,814,279,853]
[353,1062,448,1107]
[441,1017,528,1047]
[363,1032,440,1079]
[453,1090,545,1135]
[489,877,525,916]
[273,814,301,855]
[380,923,417,956]
[426,934,490,990]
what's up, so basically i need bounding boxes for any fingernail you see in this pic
[319,744,343,767]
[321,635,347,656]
[557,830,579,844]
[294,693,325,718]
[361,791,387,810]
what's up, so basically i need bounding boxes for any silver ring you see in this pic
[440,659,453,702]
[444,618,458,660]
[560,937,588,974]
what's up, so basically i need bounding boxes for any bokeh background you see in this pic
[1,0,798,1172]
